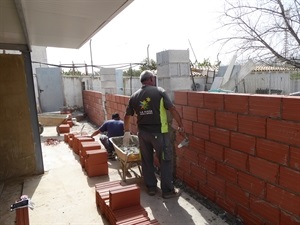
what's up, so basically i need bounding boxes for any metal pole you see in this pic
[147,44,150,67]
[90,39,94,76]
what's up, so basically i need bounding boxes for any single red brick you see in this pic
[266,184,300,216]
[193,122,209,140]
[113,206,148,224]
[216,111,238,131]
[210,127,230,147]
[187,136,205,154]
[256,138,289,165]
[249,156,279,184]
[73,136,94,154]
[174,91,188,105]
[182,105,197,121]
[174,104,183,118]
[238,172,265,197]
[86,149,108,165]
[267,119,300,147]
[80,141,101,155]
[249,95,281,118]
[199,183,215,201]
[231,132,256,155]
[205,141,224,162]
[198,153,216,173]
[226,183,250,208]
[282,96,300,121]
[215,194,236,215]
[250,196,280,225]
[224,148,248,171]
[197,108,215,126]
[207,173,226,195]
[224,93,249,114]
[237,205,264,225]
[204,92,224,110]
[181,119,193,135]
[280,210,300,225]
[58,124,70,133]
[176,157,191,173]
[86,163,108,177]
[66,120,73,127]
[116,214,149,225]
[290,146,300,171]
[183,173,199,190]
[182,148,198,164]
[109,185,140,211]
[238,115,266,138]
[217,163,237,183]
[187,91,204,107]
[191,163,206,182]
[279,167,300,194]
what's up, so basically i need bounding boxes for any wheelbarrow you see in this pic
[109,135,142,182]
[38,112,71,135]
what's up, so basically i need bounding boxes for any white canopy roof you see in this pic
[0,0,133,50]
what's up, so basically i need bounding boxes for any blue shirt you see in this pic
[99,119,124,138]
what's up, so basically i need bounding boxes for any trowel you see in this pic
[177,132,189,148]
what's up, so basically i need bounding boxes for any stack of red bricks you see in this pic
[57,114,73,134]
[64,133,108,177]
[95,181,160,225]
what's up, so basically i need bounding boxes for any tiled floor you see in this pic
[0,121,229,225]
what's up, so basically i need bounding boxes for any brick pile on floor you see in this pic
[62,124,159,224]
[64,132,108,177]
[95,181,160,225]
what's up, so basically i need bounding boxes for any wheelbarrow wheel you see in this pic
[39,123,44,134]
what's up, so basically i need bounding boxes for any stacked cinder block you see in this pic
[95,181,160,225]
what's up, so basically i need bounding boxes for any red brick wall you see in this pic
[83,90,300,225]
[174,91,300,225]
[83,91,136,133]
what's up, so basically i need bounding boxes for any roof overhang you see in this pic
[0,0,134,50]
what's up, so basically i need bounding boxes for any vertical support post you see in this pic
[15,207,29,225]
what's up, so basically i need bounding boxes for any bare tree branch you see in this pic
[218,0,300,68]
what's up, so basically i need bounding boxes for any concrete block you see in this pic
[100,67,116,75]
[156,49,189,65]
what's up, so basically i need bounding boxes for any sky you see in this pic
[46,0,229,72]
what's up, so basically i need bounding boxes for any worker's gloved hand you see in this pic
[123,131,131,146]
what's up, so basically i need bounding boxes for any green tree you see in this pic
[62,68,84,76]
[123,58,157,77]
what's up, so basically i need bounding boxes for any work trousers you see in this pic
[99,135,114,154]
[138,129,174,193]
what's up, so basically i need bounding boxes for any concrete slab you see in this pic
[1,121,230,225]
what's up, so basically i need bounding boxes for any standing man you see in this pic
[123,70,184,199]
[91,113,124,159]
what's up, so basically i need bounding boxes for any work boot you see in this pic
[162,187,181,199]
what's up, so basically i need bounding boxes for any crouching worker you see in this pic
[91,113,124,160]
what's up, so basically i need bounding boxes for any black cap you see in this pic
[112,113,120,119]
